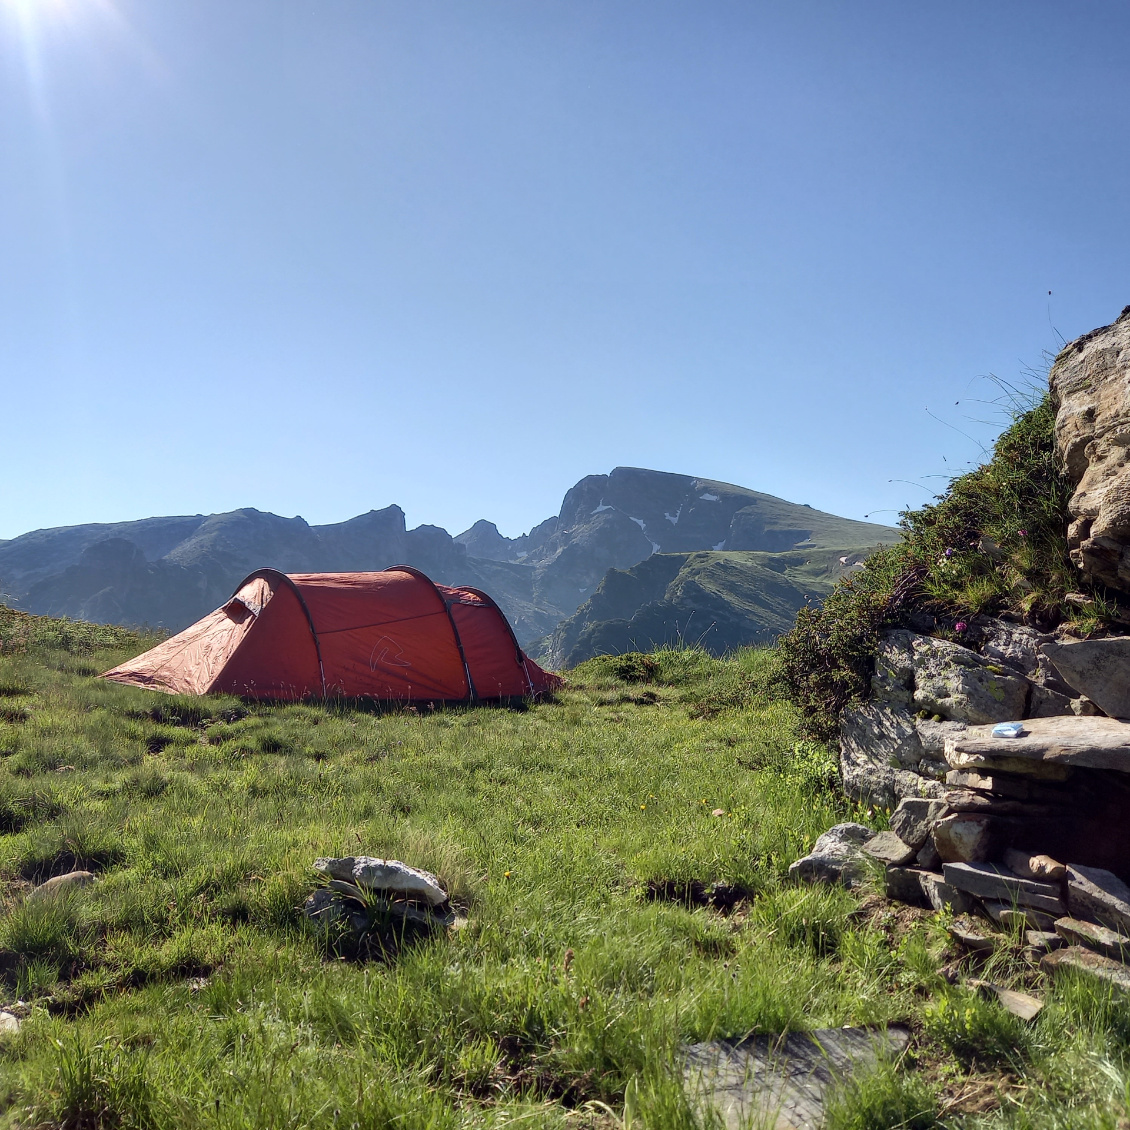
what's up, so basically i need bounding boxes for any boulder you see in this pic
[1041,639,1130,720]
[915,718,968,759]
[788,823,875,887]
[1065,864,1130,934]
[313,856,447,906]
[909,635,1030,724]
[944,716,1130,773]
[1049,305,1130,594]
[889,797,949,848]
[871,630,916,708]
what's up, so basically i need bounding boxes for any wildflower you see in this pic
[504,870,512,878]
[954,621,967,632]
[1018,529,1028,537]
[945,548,954,557]
[640,804,646,810]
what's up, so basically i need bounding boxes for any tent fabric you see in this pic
[101,566,562,702]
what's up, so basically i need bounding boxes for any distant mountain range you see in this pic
[0,467,898,662]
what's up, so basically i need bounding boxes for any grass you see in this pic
[0,614,1126,1125]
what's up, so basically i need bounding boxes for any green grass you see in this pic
[0,616,1127,1125]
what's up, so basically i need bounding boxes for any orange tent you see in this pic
[101,567,562,701]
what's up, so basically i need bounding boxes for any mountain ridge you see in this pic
[0,467,898,654]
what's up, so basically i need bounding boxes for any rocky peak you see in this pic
[1051,304,1130,592]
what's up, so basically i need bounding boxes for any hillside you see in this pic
[539,547,864,667]
[0,609,1126,1125]
[0,468,897,652]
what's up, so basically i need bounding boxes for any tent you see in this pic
[101,566,562,701]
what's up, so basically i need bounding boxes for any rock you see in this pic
[915,836,942,870]
[839,703,924,805]
[945,716,1130,773]
[918,757,950,780]
[948,922,996,952]
[1041,639,1130,720]
[789,823,875,888]
[915,718,968,759]
[945,771,1074,806]
[967,978,1044,1021]
[1026,929,1064,952]
[1049,305,1130,594]
[933,814,994,863]
[885,867,974,912]
[0,1012,19,1035]
[862,831,917,866]
[871,630,916,708]
[683,1025,911,1130]
[1003,848,1066,882]
[313,857,447,906]
[26,870,95,901]
[942,862,1067,915]
[909,635,1030,724]
[982,902,1057,932]
[942,789,1050,817]
[889,797,949,849]
[1029,684,1085,718]
[1065,864,1130,934]
[980,621,1045,676]
[1054,916,1130,962]
[1042,945,1130,993]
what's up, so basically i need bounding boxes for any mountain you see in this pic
[0,468,897,656]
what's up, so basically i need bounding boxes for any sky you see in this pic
[1,1,1128,542]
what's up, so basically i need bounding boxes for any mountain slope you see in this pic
[537,547,870,667]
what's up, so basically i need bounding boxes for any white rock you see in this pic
[313,857,447,906]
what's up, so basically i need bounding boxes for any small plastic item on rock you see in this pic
[992,722,1025,739]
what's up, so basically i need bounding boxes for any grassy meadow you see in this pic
[0,609,1129,1127]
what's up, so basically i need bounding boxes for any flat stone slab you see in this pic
[1042,945,1130,993]
[885,867,974,912]
[968,979,1044,1021]
[683,1026,910,1130]
[1055,917,1130,962]
[942,862,1066,915]
[1066,864,1130,935]
[945,716,1130,773]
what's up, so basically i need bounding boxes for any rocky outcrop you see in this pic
[838,619,1098,805]
[1050,305,1130,593]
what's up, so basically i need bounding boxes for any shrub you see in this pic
[775,388,1107,738]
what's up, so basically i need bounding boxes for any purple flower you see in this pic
[954,621,968,632]
[1018,529,1027,537]
[945,548,954,557]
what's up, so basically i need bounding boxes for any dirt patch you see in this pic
[19,847,125,884]
[645,878,757,912]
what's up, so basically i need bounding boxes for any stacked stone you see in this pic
[840,618,1102,809]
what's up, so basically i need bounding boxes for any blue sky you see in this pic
[1,1,1127,541]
